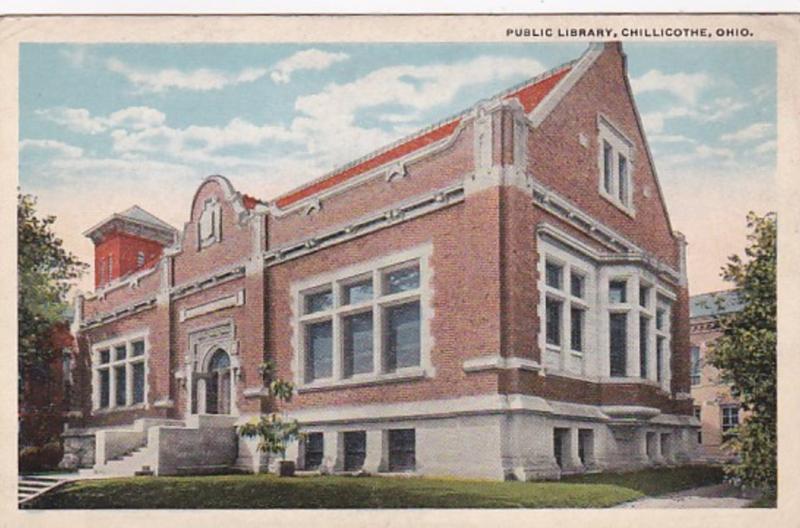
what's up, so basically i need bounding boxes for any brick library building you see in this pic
[62,42,699,480]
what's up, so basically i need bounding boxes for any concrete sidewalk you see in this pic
[615,483,759,508]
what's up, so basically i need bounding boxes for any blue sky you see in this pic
[18,42,776,294]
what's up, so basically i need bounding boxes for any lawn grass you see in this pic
[561,465,726,496]
[29,465,724,509]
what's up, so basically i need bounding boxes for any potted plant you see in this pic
[238,360,301,476]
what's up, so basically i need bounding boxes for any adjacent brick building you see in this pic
[689,290,745,462]
[63,42,699,480]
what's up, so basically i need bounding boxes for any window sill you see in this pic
[91,403,147,415]
[599,191,636,218]
[297,367,429,393]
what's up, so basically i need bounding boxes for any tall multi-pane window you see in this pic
[609,312,627,377]
[542,257,590,371]
[598,116,634,213]
[545,298,562,346]
[654,300,672,388]
[93,337,147,411]
[570,307,584,352]
[297,255,427,385]
[639,315,649,378]
[305,321,333,381]
[603,140,613,193]
[618,154,628,204]
[694,406,703,444]
[690,346,702,385]
[384,302,421,372]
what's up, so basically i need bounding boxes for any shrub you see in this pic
[19,441,63,473]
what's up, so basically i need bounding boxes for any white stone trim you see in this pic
[179,289,245,322]
[90,330,150,413]
[597,114,636,217]
[89,260,163,301]
[289,243,435,390]
[170,264,246,300]
[258,392,686,426]
[462,355,542,373]
[81,296,157,330]
[264,184,463,267]
[269,121,467,216]
[532,187,681,284]
[527,43,604,127]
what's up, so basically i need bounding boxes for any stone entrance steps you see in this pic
[18,475,70,507]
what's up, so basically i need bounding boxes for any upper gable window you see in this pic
[597,116,634,215]
[198,198,222,249]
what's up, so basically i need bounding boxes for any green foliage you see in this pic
[239,356,299,460]
[17,193,87,389]
[709,211,776,491]
[19,441,63,474]
[238,413,301,460]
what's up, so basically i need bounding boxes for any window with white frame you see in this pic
[655,298,671,388]
[690,346,702,385]
[296,253,429,386]
[597,115,634,213]
[93,336,147,410]
[541,254,592,372]
[538,232,676,383]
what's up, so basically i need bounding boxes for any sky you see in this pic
[18,42,776,295]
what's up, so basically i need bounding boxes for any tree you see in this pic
[18,193,87,394]
[238,360,301,475]
[709,211,776,491]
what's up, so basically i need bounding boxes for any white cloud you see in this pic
[20,139,83,158]
[755,139,777,154]
[648,134,697,144]
[720,122,774,143]
[60,47,89,68]
[37,106,166,134]
[270,49,349,84]
[36,107,108,134]
[641,97,748,135]
[106,58,268,93]
[631,69,713,104]
[110,117,303,162]
[291,55,544,167]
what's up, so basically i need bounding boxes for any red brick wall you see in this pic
[173,179,258,286]
[93,232,164,288]
[269,122,474,248]
[528,43,679,269]
[268,191,507,413]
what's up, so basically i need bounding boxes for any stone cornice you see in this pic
[263,184,465,267]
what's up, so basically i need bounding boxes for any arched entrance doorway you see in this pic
[204,348,231,415]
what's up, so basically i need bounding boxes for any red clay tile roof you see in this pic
[273,65,572,209]
[505,67,571,112]
[242,194,264,210]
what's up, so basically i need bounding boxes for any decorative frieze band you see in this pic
[531,181,681,284]
[179,289,245,322]
[80,296,157,330]
[263,184,465,267]
[170,265,246,301]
